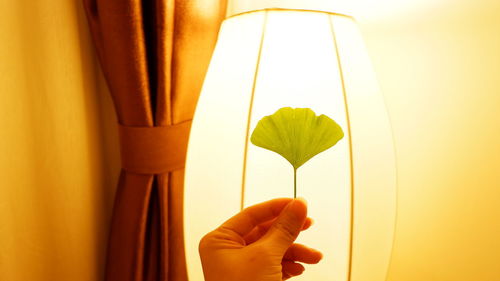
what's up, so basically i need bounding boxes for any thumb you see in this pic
[261,198,308,254]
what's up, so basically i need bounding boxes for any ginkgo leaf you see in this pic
[250,107,344,170]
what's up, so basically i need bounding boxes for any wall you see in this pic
[358,1,500,280]
[0,1,118,280]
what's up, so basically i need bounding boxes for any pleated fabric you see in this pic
[82,1,227,280]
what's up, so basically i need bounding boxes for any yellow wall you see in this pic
[359,1,500,280]
[0,1,118,280]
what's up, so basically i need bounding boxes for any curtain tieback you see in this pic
[118,120,192,174]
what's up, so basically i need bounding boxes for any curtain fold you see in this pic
[82,1,227,280]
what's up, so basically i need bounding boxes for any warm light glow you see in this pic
[185,9,396,281]
[226,0,446,21]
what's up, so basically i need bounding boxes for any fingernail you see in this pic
[286,198,307,218]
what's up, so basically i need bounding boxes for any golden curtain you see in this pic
[82,0,226,280]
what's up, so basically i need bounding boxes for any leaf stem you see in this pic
[294,168,297,198]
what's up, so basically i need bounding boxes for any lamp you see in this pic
[184,8,396,281]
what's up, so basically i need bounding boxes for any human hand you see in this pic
[199,198,322,281]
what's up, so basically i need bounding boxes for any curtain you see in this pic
[82,1,226,280]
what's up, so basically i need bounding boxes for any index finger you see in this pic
[219,198,293,237]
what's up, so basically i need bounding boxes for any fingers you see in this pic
[244,217,313,245]
[302,217,313,231]
[284,243,323,264]
[218,198,293,237]
[282,261,305,280]
[281,244,322,280]
[261,198,308,254]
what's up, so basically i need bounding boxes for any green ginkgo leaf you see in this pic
[250,107,344,197]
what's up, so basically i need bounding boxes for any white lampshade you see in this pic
[184,9,396,281]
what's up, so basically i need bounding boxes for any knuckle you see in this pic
[274,220,298,242]
[198,232,214,253]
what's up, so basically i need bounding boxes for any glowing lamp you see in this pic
[185,8,396,281]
